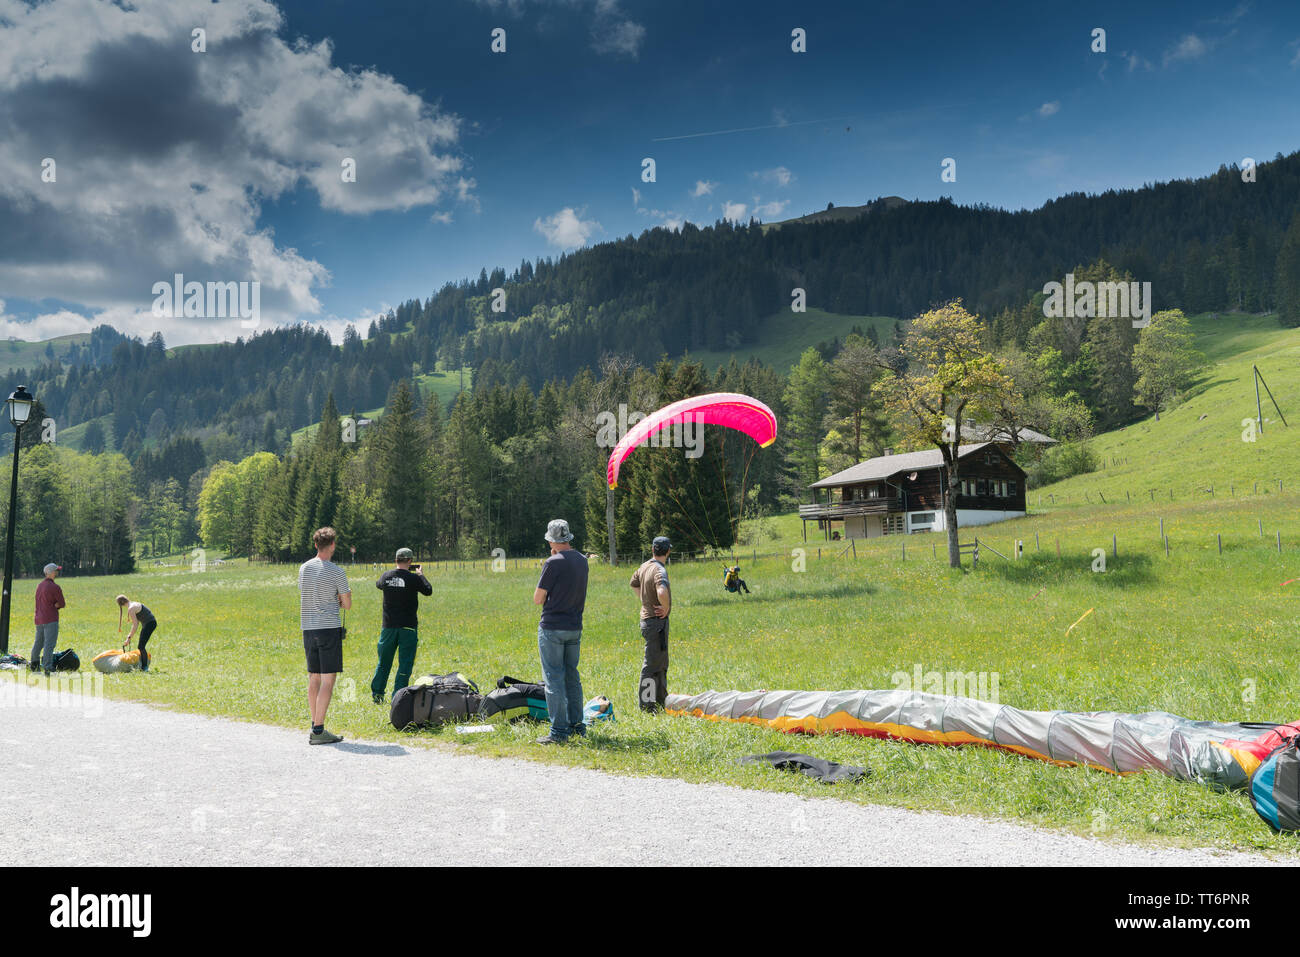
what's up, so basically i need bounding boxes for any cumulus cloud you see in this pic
[752,200,789,219]
[1163,34,1208,66]
[1037,101,1060,117]
[691,180,717,197]
[721,201,748,223]
[0,0,472,344]
[754,166,793,187]
[534,207,601,248]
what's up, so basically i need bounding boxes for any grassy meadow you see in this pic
[4,489,1298,854]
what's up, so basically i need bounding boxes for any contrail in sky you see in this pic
[651,116,856,141]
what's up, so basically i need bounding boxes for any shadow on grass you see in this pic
[974,551,1158,588]
[575,730,673,754]
[689,580,877,608]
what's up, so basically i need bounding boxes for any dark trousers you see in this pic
[639,616,669,711]
[372,627,418,699]
[137,619,157,671]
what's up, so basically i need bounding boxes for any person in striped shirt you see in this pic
[298,526,352,745]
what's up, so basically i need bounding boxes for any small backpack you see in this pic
[52,649,80,672]
[479,675,549,724]
[390,672,482,730]
[1249,737,1300,832]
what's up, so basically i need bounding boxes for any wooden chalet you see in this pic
[800,442,1027,541]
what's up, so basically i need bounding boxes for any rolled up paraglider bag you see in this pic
[93,648,142,673]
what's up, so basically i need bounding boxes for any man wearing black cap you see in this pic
[629,536,672,713]
[371,547,432,703]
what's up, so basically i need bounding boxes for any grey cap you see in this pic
[544,519,574,543]
[395,547,414,561]
[652,536,671,553]
[43,562,61,574]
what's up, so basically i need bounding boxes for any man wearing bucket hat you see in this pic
[629,536,672,712]
[30,563,65,676]
[531,519,589,745]
[371,547,432,703]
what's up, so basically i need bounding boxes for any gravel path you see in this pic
[0,679,1278,866]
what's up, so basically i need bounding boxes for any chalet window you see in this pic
[984,452,992,465]
[867,485,879,498]
[976,479,987,496]
[912,511,935,526]
[1008,480,1017,497]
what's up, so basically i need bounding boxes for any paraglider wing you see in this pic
[606,392,777,489]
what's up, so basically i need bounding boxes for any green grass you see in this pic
[685,308,897,374]
[6,491,1299,854]
[1038,312,1299,503]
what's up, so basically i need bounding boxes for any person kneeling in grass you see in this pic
[371,547,432,703]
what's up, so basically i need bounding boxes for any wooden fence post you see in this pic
[1217,533,1222,555]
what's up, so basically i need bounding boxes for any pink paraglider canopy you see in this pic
[605,392,777,489]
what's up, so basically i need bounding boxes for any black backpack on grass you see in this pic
[479,675,549,724]
[390,672,482,731]
[52,649,80,672]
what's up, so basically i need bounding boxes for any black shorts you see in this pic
[303,628,344,674]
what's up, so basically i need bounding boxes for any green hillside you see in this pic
[686,308,897,373]
[1036,312,1300,504]
[290,367,471,446]
[0,332,90,375]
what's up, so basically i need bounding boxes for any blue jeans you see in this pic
[538,626,584,740]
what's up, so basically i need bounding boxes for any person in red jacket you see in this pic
[31,563,66,676]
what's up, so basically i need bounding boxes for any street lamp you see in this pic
[0,385,34,653]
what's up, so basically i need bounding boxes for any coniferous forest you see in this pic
[4,151,1298,571]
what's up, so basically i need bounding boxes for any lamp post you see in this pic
[0,385,34,654]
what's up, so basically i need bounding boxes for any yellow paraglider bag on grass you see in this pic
[93,648,141,674]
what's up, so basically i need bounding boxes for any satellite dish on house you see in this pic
[908,472,917,481]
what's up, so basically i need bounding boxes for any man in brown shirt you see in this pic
[629,536,672,712]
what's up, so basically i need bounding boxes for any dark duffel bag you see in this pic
[52,649,80,672]
[479,675,549,724]
[390,672,482,730]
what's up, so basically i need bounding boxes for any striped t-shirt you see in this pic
[298,556,350,631]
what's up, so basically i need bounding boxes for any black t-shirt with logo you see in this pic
[375,568,433,629]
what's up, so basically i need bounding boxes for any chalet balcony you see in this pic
[798,497,902,519]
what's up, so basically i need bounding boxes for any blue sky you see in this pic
[1,0,1298,343]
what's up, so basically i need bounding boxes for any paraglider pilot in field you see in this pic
[723,565,750,595]
[371,547,432,703]
[116,593,158,671]
[630,536,672,712]
[532,519,589,745]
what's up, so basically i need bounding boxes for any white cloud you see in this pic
[721,201,748,223]
[754,166,794,187]
[534,207,602,248]
[692,180,717,197]
[0,0,473,343]
[590,0,645,58]
[1163,34,1208,66]
[752,200,789,219]
[1037,101,1060,117]
[631,187,642,205]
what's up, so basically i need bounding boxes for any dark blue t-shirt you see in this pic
[537,549,589,631]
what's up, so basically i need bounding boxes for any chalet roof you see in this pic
[811,443,996,489]
[960,423,1057,445]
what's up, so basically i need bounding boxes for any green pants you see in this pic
[371,627,418,699]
